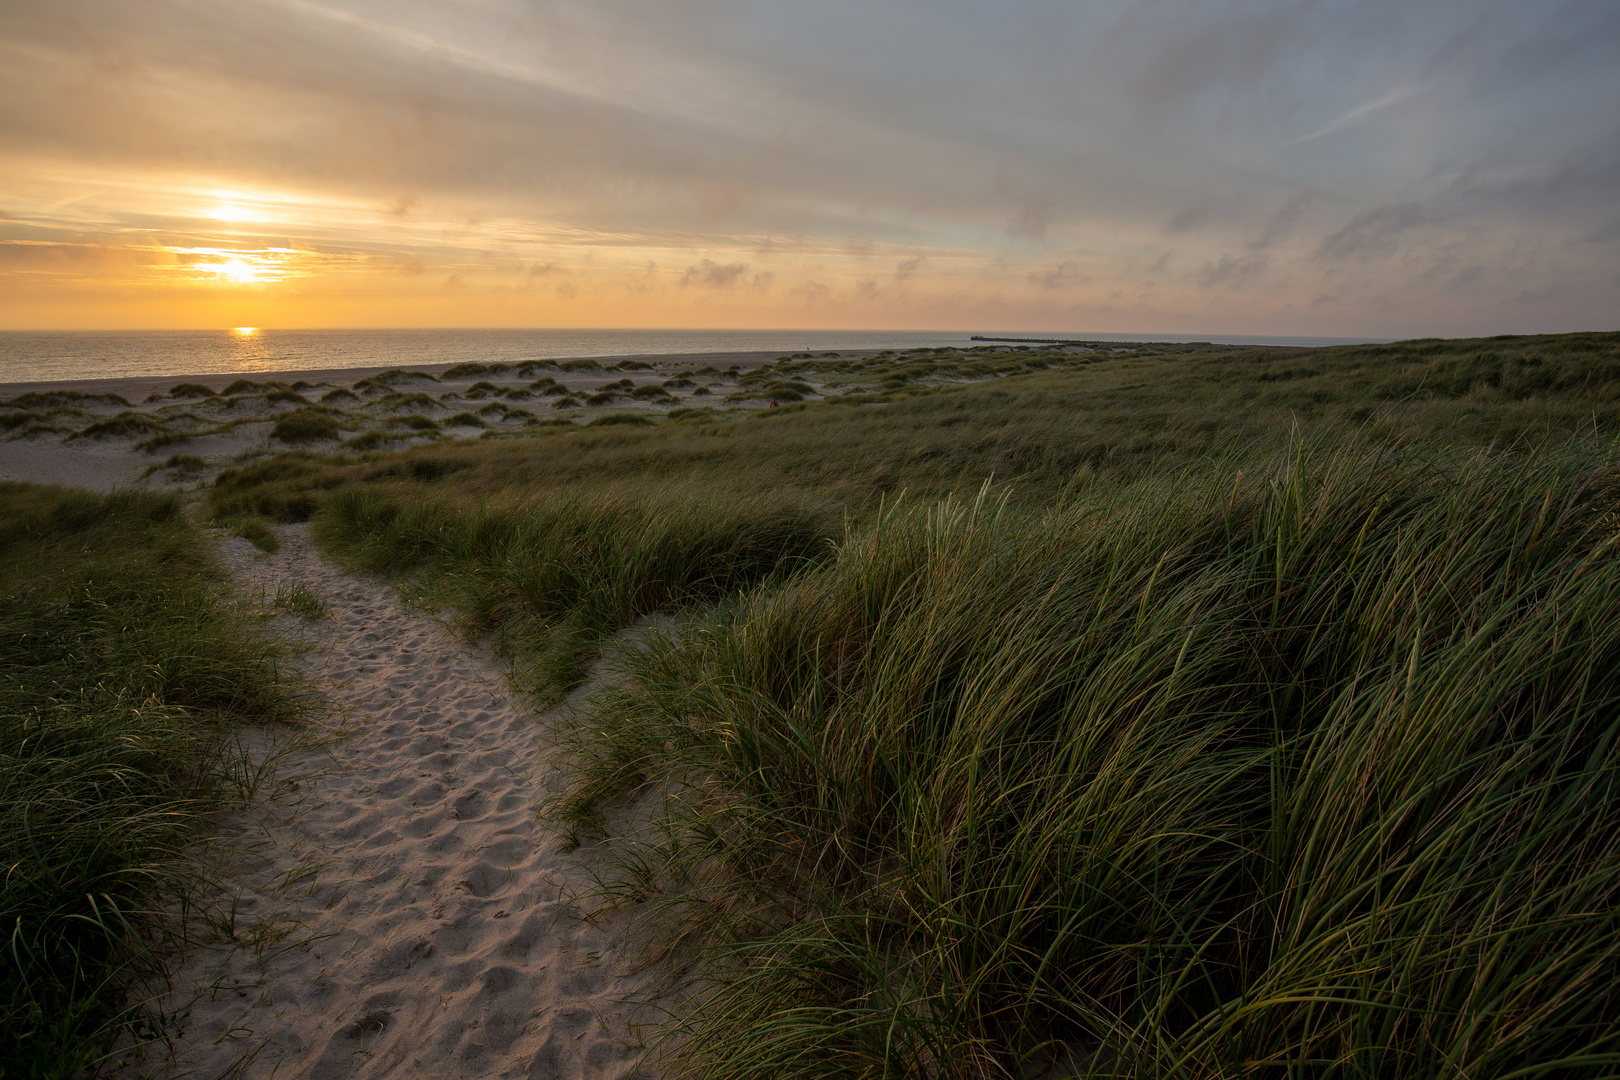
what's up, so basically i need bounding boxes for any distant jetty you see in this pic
[971,335,1229,350]
[970,335,1094,345]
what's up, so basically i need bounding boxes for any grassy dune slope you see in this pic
[576,438,1620,1077]
[206,331,1620,519]
[207,331,1620,1077]
[0,487,302,1078]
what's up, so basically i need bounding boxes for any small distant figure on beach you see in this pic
[769,399,779,408]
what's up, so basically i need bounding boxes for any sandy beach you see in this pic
[0,348,878,493]
[0,348,839,404]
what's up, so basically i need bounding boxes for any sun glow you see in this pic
[207,204,257,222]
[217,259,260,283]
[200,188,281,224]
[232,326,259,336]
[164,246,324,284]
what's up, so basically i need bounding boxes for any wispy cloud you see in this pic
[1286,84,1426,145]
[0,0,1615,334]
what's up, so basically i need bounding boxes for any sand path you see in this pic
[122,524,660,1079]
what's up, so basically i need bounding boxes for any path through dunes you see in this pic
[118,524,660,1079]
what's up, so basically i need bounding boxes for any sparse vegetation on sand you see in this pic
[66,412,167,441]
[270,407,344,444]
[273,580,329,620]
[0,485,303,1076]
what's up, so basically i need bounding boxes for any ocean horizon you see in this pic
[0,327,1392,385]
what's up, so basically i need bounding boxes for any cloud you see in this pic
[1030,261,1087,289]
[792,279,831,305]
[373,253,428,275]
[0,240,152,269]
[1316,203,1435,261]
[1005,199,1050,240]
[1196,252,1268,288]
[1166,204,1214,234]
[1586,219,1620,243]
[1248,195,1307,251]
[1,0,1617,333]
[681,259,749,288]
[1286,85,1426,145]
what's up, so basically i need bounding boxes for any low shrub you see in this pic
[271,409,342,444]
[442,362,507,379]
[68,413,166,441]
[586,413,655,428]
[1,391,128,410]
[346,431,414,452]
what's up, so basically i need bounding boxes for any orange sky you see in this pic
[2,1,1616,336]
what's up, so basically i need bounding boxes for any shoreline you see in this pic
[0,347,859,402]
[0,345,914,492]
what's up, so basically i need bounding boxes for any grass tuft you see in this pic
[226,516,280,553]
[274,581,329,620]
[67,413,166,441]
[271,409,342,445]
[0,484,302,1074]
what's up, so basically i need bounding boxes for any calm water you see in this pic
[0,328,1386,385]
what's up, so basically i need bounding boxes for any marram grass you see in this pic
[314,484,837,699]
[553,436,1620,1079]
[213,331,1620,1077]
[0,485,303,1078]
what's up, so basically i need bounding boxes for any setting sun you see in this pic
[1,2,1612,338]
[216,259,260,283]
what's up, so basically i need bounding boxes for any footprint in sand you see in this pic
[114,524,661,1080]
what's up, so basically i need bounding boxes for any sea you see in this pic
[0,328,1387,385]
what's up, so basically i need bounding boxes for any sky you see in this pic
[1,0,1616,336]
